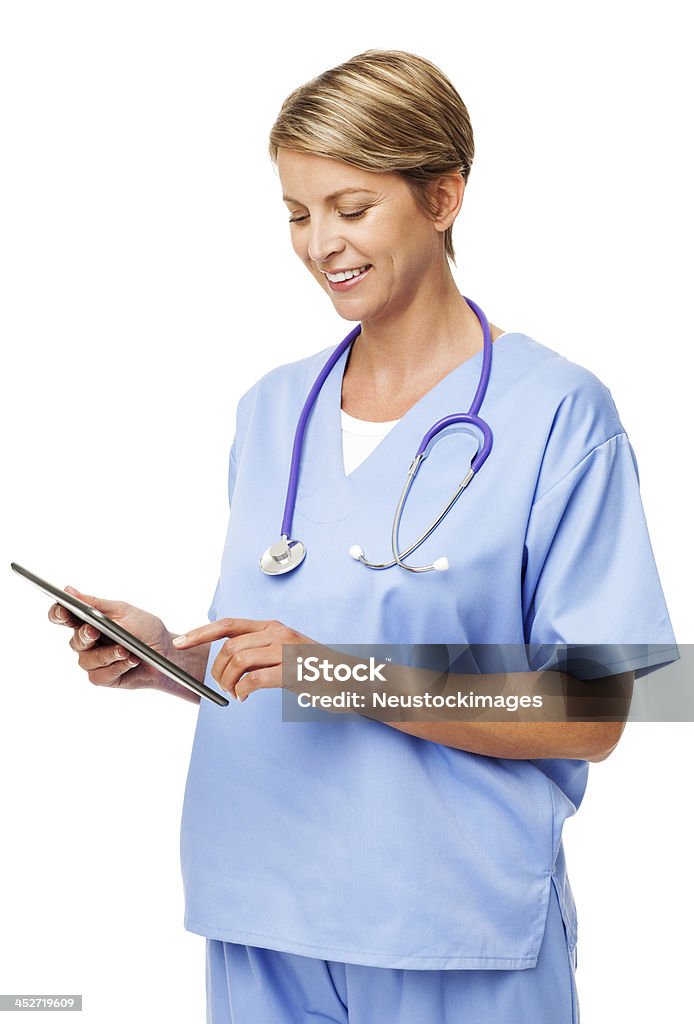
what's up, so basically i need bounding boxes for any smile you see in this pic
[325,265,372,291]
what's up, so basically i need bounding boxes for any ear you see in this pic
[429,172,466,233]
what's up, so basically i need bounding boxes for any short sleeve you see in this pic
[522,432,679,680]
[206,437,238,622]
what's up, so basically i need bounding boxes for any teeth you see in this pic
[326,265,370,282]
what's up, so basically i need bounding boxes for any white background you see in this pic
[1,2,692,1020]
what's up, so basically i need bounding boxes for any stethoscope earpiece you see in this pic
[260,297,494,576]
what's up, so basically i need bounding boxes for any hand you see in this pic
[48,584,176,693]
[171,617,319,701]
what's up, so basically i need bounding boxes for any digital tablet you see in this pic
[10,562,229,707]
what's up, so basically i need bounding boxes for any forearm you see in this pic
[286,648,631,761]
[379,667,632,762]
[385,707,623,761]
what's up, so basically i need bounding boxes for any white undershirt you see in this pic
[340,332,512,475]
[341,409,400,475]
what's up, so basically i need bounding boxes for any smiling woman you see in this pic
[172,50,682,1023]
[174,48,681,1024]
[47,47,678,1024]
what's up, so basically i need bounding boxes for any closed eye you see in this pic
[288,209,368,224]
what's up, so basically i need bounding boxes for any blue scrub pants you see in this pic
[205,883,579,1023]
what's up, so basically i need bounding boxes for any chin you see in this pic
[335,311,364,324]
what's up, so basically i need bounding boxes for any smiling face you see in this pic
[277,148,448,324]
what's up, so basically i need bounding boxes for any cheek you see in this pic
[377,227,424,279]
[397,229,434,277]
[389,249,420,287]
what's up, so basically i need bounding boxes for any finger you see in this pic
[172,617,274,649]
[63,584,124,618]
[214,633,277,684]
[85,656,141,687]
[213,641,275,692]
[69,622,102,652]
[48,602,81,628]
[77,643,134,672]
[217,643,282,697]
[234,665,282,702]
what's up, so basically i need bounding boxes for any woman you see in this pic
[50,50,678,1023]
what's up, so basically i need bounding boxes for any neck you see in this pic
[346,265,490,392]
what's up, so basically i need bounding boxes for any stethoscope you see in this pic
[260,296,494,576]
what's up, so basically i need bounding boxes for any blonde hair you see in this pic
[268,49,475,265]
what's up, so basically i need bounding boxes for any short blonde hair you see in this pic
[268,49,475,265]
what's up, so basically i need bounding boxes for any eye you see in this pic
[288,208,368,225]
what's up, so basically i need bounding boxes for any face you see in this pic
[277,148,446,324]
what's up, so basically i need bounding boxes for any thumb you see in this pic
[64,584,123,617]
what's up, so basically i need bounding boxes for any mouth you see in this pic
[325,265,372,292]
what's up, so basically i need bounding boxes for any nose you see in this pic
[306,216,344,266]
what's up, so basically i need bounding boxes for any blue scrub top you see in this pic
[180,330,679,970]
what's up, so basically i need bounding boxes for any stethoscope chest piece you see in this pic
[260,536,306,575]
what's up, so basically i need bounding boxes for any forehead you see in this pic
[277,148,395,202]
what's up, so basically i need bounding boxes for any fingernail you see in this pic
[55,607,67,620]
[172,635,187,646]
[84,626,98,640]
[126,657,139,668]
[116,647,127,659]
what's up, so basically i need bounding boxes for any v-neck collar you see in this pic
[331,333,512,483]
[293,332,516,524]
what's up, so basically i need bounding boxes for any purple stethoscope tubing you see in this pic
[280,321,361,539]
[280,296,494,543]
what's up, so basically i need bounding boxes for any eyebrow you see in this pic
[282,187,379,204]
